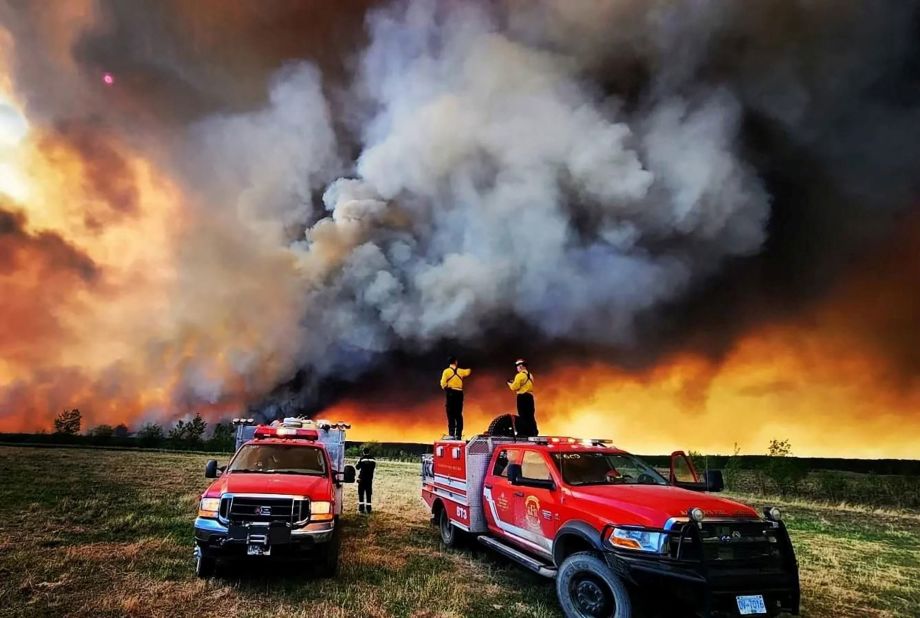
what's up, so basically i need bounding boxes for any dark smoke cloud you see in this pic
[1,0,918,422]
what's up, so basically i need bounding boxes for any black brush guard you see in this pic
[600,520,800,617]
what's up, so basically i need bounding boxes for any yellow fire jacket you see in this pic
[508,370,535,395]
[440,366,471,391]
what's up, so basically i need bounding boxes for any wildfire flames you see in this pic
[0,1,918,457]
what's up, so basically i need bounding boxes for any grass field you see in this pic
[0,446,917,617]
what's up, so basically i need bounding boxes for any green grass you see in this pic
[0,446,917,617]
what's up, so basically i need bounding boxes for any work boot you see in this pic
[358,503,365,514]
[366,504,372,514]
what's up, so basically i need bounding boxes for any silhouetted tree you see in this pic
[763,438,808,496]
[209,421,235,451]
[137,423,164,446]
[53,409,81,435]
[113,424,130,439]
[169,413,207,444]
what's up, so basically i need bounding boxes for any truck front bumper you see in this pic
[194,517,336,557]
[601,519,800,617]
[607,552,799,616]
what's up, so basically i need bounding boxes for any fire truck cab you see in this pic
[194,418,355,578]
[422,425,800,617]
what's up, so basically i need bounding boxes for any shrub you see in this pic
[88,424,115,440]
[722,443,745,491]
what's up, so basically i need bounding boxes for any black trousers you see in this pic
[358,480,373,512]
[516,393,538,437]
[445,389,464,438]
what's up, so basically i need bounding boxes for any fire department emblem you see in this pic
[524,495,542,532]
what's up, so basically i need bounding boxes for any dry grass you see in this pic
[0,446,916,617]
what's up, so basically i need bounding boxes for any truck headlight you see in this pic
[311,500,333,522]
[608,527,665,553]
[198,497,220,518]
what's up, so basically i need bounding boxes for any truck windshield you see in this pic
[551,452,667,486]
[228,444,326,476]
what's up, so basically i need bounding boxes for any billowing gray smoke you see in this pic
[184,0,778,392]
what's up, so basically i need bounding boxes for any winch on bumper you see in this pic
[194,517,336,556]
[601,513,800,617]
[195,493,336,559]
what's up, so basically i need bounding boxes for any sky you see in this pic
[0,0,918,457]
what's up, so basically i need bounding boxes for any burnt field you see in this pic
[0,446,917,617]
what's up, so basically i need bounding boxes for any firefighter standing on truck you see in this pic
[440,356,471,439]
[356,448,376,514]
[508,359,538,437]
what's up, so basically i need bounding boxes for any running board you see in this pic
[478,536,557,578]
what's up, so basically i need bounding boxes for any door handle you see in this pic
[513,491,524,497]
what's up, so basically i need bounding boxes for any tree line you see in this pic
[49,408,236,451]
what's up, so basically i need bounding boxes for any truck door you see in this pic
[510,450,559,555]
[484,448,519,535]
[670,450,700,484]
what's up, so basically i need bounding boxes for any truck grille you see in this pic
[220,496,309,524]
[668,520,782,563]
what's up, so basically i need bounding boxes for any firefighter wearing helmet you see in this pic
[508,359,538,437]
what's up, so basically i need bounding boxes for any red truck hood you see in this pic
[203,472,332,499]
[567,484,759,528]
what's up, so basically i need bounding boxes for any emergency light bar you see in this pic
[253,425,319,440]
[527,436,614,447]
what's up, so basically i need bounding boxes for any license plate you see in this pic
[736,595,767,615]
[247,544,270,556]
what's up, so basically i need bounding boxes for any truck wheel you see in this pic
[195,548,217,579]
[439,507,463,548]
[315,526,342,578]
[556,552,631,618]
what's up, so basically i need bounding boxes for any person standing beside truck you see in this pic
[440,356,471,439]
[356,448,377,514]
[508,359,538,437]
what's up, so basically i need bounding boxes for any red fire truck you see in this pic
[421,419,800,617]
[194,418,355,578]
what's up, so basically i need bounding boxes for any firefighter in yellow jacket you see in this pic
[440,357,471,439]
[508,359,538,437]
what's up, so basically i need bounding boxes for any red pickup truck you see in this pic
[421,421,800,617]
[194,419,355,578]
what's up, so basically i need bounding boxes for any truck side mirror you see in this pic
[705,470,724,492]
[205,459,219,478]
[507,463,522,485]
[343,465,356,484]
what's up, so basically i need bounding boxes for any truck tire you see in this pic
[195,548,217,579]
[486,413,518,437]
[315,526,342,578]
[439,507,464,548]
[556,552,631,618]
